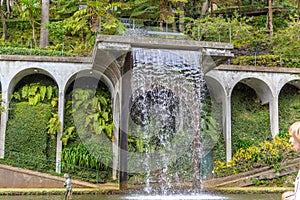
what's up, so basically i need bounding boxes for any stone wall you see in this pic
[0,164,97,188]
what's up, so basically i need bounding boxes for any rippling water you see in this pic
[0,193,282,200]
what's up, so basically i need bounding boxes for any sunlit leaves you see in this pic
[47,112,60,138]
[40,85,47,101]
[61,143,112,171]
[61,126,75,145]
[11,83,58,106]
[19,0,41,47]
[63,87,113,146]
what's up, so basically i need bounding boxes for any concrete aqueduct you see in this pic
[0,35,298,187]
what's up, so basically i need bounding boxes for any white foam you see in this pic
[125,194,228,200]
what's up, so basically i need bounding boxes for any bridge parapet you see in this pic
[217,64,300,74]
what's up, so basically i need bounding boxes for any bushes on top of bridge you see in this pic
[0,46,71,57]
[233,54,300,68]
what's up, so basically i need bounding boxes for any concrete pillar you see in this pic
[56,89,65,174]
[112,126,119,180]
[224,95,232,162]
[0,88,9,158]
[119,54,132,190]
[270,95,279,137]
[112,95,120,180]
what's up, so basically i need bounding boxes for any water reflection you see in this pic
[0,193,282,200]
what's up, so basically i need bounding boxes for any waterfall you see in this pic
[128,47,210,194]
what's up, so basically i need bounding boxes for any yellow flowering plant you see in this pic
[213,136,296,178]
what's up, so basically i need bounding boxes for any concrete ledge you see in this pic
[96,35,234,50]
[0,187,120,195]
[0,55,92,63]
[217,64,300,74]
[0,164,99,188]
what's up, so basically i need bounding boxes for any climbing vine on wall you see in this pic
[63,87,114,146]
[61,84,114,180]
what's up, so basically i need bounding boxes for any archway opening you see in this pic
[231,82,271,154]
[5,73,58,172]
[62,75,114,183]
[279,83,300,134]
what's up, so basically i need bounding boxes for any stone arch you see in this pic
[3,68,58,167]
[5,67,65,173]
[204,75,226,103]
[8,67,57,95]
[281,78,300,92]
[66,69,115,96]
[230,76,273,104]
[0,59,94,171]
[232,76,278,138]
[61,69,116,177]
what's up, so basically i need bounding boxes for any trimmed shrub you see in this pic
[4,102,56,170]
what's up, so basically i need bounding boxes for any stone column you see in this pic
[224,95,232,162]
[0,88,9,158]
[270,95,279,137]
[119,55,132,190]
[56,89,65,174]
[112,94,120,180]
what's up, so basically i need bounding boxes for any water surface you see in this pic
[0,193,281,200]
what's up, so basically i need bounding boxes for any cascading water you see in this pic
[127,47,219,197]
[72,34,279,200]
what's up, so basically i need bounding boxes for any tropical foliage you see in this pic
[60,83,114,181]
[10,83,58,106]
[0,0,299,58]
[4,77,114,182]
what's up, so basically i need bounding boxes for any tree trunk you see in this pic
[268,0,273,36]
[298,0,300,21]
[210,0,213,16]
[0,6,8,41]
[159,0,164,31]
[6,0,9,13]
[201,0,209,17]
[40,0,49,49]
[31,20,37,48]
[179,2,185,32]
[172,21,177,32]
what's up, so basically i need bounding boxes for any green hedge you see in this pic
[233,54,300,68]
[5,102,56,170]
[0,46,71,57]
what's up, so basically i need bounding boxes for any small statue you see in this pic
[63,173,72,200]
